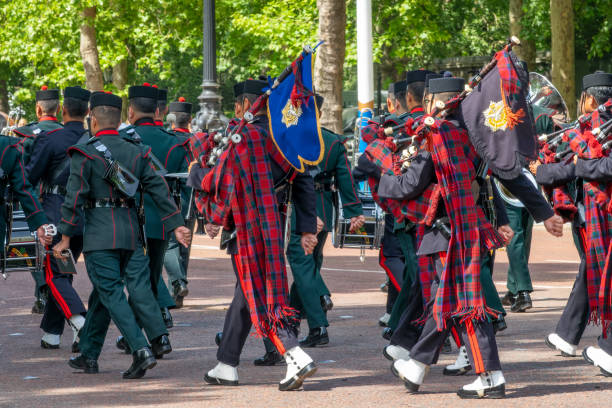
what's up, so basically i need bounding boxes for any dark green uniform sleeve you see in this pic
[4,144,47,230]
[333,141,362,219]
[58,151,91,237]
[141,149,185,232]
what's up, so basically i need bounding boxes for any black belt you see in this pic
[84,198,136,209]
[314,182,333,192]
[41,184,67,196]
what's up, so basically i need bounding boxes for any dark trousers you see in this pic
[288,230,329,329]
[40,235,86,335]
[556,222,589,345]
[390,277,425,349]
[217,256,298,367]
[380,221,405,314]
[409,255,501,373]
[505,205,534,294]
[79,248,167,360]
[388,230,419,329]
[164,217,196,286]
[147,238,175,309]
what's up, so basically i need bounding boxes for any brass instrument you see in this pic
[1,108,25,136]
[493,167,538,208]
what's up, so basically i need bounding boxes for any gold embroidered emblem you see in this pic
[281,100,302,128]
[483,100,508,132]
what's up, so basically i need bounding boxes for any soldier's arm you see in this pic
[24,131,54,186]
[3,144,47,230]
[491,181,510,227]
[535,162,576,188]
[58,151,91,237]
[377,151,435,200]
[291,170,317,234]
[575,157,612,182]
[496,173,554,223]
[141,148,185,232]
[333,140,363,219]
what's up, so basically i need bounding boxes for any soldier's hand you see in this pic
[37,225,53,247]
[175,226,193,248]
[349,215,366,233]
[316,217,324,234]
[301,232,318,255]
[544,214,564,237]
[52,235,70,259]
[205,223,220,239]
[497,224,514,245]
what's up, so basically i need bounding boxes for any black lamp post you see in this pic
[195,0,226,131]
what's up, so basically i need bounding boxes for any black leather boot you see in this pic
[161,307,173,328]
[299,327,329,347]
[253,350,284,366]
[116,336,131,354]
[320,295,333,312]
[151,334,172,359]
[123,347,157,379]
[510,291,532,313]
[68,355,99,374]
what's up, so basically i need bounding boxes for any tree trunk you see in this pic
[550,0,575,118]
[112,59,128,120]
[509,0,536,69]
[314,0,346,134]
[0,79,8,114]
[80,6,104,91]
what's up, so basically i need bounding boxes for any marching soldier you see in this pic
[13,86,63,313]
[25,86,91,351]
[538,72,612,375]
[287,94,364,348]
[195,78,318,390]
[55,91,191,378]
[117,84,191,330]
[163,97,195,307]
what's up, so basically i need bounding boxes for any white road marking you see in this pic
[192,244,221,250]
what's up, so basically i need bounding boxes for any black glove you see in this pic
[357,154,382,181]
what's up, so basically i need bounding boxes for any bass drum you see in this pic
[2,206,43,278]
[332,190,384,250]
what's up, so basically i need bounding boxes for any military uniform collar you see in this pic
[95,128,119,137]
[410,106,424,114]
[173,128,190,133]
[64,121,85,129]
[134,117,156,127]
[154,120,164,127]
[39,115,58,122]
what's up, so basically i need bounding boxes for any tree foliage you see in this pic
[0,0,609,119]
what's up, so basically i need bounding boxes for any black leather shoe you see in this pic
[299,328,329,347]
[161,307,173,329]
[72,341,80,353]
[69,355,99,373]
[320,295,333,312]
[123,348,157,379]
[510,291,532,313]
[151,334,172,359]
[116,336,131,354]
[215,332,223,346]
[41,340,60,349]
[31,297,46,314]
[253,351,284,366]
[501,292,516,307]
[382,327,393,340]
[493,316,508,333]
[172,281,189,309]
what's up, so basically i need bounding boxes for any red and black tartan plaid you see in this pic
[538,142,577,220]
[364,138,440,225]
[564,113,612,326]
[198,122,296,340]
[427,118,504,330]
[360,122,385,144]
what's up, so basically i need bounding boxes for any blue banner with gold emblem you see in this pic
[267,51,324,172]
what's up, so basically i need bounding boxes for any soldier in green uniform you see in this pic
[55,91,192,378]
[117,84,191,330]
[0,135,52,262]
[163,97,195,307]
[287,94,364,349]
[13,85,63,314]
[501,104,554,313]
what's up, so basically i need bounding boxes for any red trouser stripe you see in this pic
[44,253,72,318]
[465,319,485,373]
[450,326,462,347]
[379,247,401,291]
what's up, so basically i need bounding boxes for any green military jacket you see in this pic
[58,129,184,252]
[0,135,48,245]
[119,119,190,240]
[316,128,363,231]
[533,105,554,135]
[13,118,63,164]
